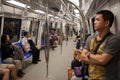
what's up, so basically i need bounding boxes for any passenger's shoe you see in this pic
[17,73,23,77]
[19,71,25,75]
[37,59,41,62]
[32,61,38,64]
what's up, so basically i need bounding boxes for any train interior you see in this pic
[0,0,120,80]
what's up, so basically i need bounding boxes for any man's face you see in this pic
[94,14,107,31]
[6,35,10,41]
[26,33,30,38]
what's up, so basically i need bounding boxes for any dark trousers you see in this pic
[28,40,40,62]
[32,48,40,62]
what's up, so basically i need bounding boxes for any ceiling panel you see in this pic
[2,0,62,12]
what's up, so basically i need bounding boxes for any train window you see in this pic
[92,17,95,32]
[0,17,1,36]
[29,20,40,44]
[0,17,1,46]
[3,18,21,42]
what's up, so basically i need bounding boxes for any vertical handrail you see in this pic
[60,1,88,80]
[43,0,50,79]
[60,0,88,47]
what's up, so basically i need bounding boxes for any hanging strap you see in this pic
[94,32,113,54]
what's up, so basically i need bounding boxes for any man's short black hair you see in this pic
[24,31,29,36]
[96,10,114,28]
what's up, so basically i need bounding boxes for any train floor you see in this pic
[18,37,76,80]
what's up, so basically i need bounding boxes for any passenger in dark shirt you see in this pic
[1,39,13,60]
[1,34,25,77]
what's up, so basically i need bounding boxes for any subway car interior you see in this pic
[0,0,120,80]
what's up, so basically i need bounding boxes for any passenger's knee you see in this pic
[2,69,10,75]
[8,64,16,70]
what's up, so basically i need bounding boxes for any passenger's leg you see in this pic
[2,69,9,80]
[36,49,41,61]
[32,50,38,64]
[7,64,17,80]
[14,60,24,77]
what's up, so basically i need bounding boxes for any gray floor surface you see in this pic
[18,38,76,80]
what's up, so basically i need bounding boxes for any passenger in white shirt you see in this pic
[21,33,31,52]
[22,31,40,64]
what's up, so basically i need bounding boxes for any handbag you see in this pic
[74,67,82,77]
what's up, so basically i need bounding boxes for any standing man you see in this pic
[78,10,120,80]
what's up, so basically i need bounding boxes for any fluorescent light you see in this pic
[54,16,59,19]
[34,10,45,14]
[74,9,79,14]
[48,14,53,17]
[6,0,30,8]
[75,13,80,17]
[68,0,79,6]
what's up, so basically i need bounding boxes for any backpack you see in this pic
[13,45,24,60]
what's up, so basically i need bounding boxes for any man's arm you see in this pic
[89,53,113,65]
[79,49,94,64]
[80,49,113,65]
[22,45,28,52]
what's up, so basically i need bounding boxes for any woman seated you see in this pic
[1,34,25,77]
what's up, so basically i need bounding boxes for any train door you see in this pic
[36,21,44,46]
[0,17,1,62]
[29,20,39,44]
[0,17,2,46]
[0,17,2,36]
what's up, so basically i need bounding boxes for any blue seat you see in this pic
[24,52,32,59]
[13,41,32,60]
[13,41,22,46]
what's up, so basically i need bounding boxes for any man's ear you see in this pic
[105,20,110,27]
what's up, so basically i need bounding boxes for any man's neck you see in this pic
[97,30,110,40]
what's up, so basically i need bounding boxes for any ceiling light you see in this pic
[48,14,53,17]
[34,10,45,14]
[54,16,59,19]
[68,0,79,6]
[74,9,79,14]
[6,0,30,8]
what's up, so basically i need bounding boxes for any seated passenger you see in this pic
[73,31,81,42]
[71,37,82,68]
[0,64,17,80]
[71,49,82,70]
[1,34,25,77]
[22,31,40,64]
[49,29,56,50]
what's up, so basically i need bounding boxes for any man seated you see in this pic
[22,31,41,64]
